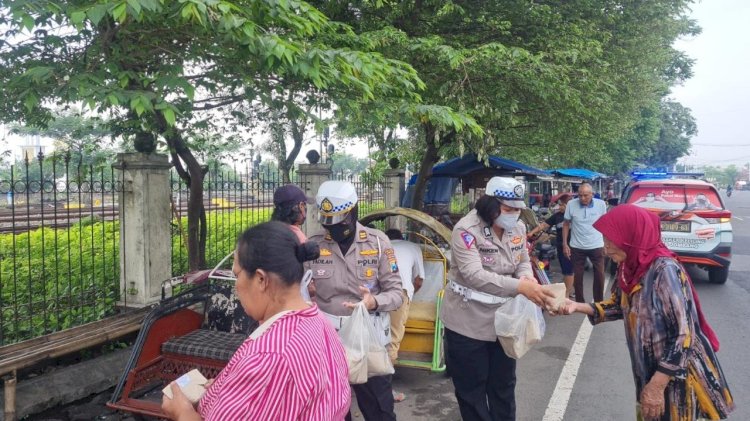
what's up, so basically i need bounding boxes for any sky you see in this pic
[671,0,750,167]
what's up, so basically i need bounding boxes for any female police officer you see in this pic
[440,176,554,421]
[306,180,403,421]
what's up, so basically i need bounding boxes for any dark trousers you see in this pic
[345,375,396,421]
[445,328,516,421]
[571,247,605,303]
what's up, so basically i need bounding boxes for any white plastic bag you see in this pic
[300,270,313,303]
[494,295,546,359]
[338,303,394,384]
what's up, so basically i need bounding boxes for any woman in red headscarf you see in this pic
[552,204,734,421]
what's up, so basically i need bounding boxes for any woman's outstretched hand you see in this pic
[547,298,595,317]
[548,298,577,315]
[517,277,556,308]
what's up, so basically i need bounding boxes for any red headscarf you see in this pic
[593,204,720,352]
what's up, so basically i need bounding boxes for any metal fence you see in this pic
[170,167,390,275]
[170,165,302,276]
[0,152,123,345]
[330,170,388,216]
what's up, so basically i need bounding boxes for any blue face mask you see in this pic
[494,212,520,231]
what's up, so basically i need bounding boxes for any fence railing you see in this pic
[330,170,389,216]
[170,167,390,276]
[0,152,123,345]
[170,165,301,276]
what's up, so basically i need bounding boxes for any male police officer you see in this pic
[306,180,403,421]
[440,176,554,421]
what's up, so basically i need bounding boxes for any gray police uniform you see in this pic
[306,222,403,421]
[441,209,533,341]
[440,208,534,421]
[306,222,404,317]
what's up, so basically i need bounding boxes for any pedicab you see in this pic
[359,207,452,373]
[107,253,257,418]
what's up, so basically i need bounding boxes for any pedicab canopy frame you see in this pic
[360,207,452,372]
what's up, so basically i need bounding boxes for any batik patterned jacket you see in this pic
[590,257,734,420]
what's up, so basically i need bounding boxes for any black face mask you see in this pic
[326,221,354,242]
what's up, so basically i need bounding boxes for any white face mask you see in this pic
[494,212,520,231]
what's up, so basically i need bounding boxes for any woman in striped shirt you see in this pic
[162,221,351,420]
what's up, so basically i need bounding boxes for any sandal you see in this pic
[393,390,406,402]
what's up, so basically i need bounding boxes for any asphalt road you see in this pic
[392,192,749,420]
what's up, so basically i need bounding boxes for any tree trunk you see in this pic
[411,124,439,211]
[184,161,206,270]
[283,117,305,184]
[160,121,207,271]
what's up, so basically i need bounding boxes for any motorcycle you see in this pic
[526,233,557,285]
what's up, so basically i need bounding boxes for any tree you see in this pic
[314,1,699,209]
[644,100,696,168]
[330,152,369,177]
[724,165,740,187]
[1,0,422,270]
[10,112,120,172]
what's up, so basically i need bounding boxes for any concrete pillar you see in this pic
[383,168,406,232]
[297,162,332,237]
[114,153,172,307]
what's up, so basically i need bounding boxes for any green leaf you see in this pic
[107,94,119,106]
[24,93,39,112]
[70,11,87,25]
[21,14,35,31]
[162,108,176,126]
[112,2,128,23]
[126,0,142,16]
[87,5,108,25]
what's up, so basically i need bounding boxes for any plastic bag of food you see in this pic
[339,303,394,382]
[339,302,369,384]
[494,295,546,359]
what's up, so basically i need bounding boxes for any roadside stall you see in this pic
[402,153,548,225]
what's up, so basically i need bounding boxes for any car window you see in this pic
[626,185,723,211]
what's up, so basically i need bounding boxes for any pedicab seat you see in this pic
[161,325,246,362]
[405,301,437,334]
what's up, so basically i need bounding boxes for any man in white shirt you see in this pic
[385,229,425,366]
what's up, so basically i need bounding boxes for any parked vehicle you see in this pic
[360,207,451,372]
[526,234,556,284]
[621,172,732,284]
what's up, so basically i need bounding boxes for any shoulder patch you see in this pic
[360,249,378,256]
[461,232,476,249]
[320,248,332,256]
[390,262,399,273]
[359,230,368,240]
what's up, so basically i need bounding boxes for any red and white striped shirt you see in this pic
[198,305,350,420]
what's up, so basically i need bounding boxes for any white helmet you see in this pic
[486,176,526,209]
[316,180,358,225]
